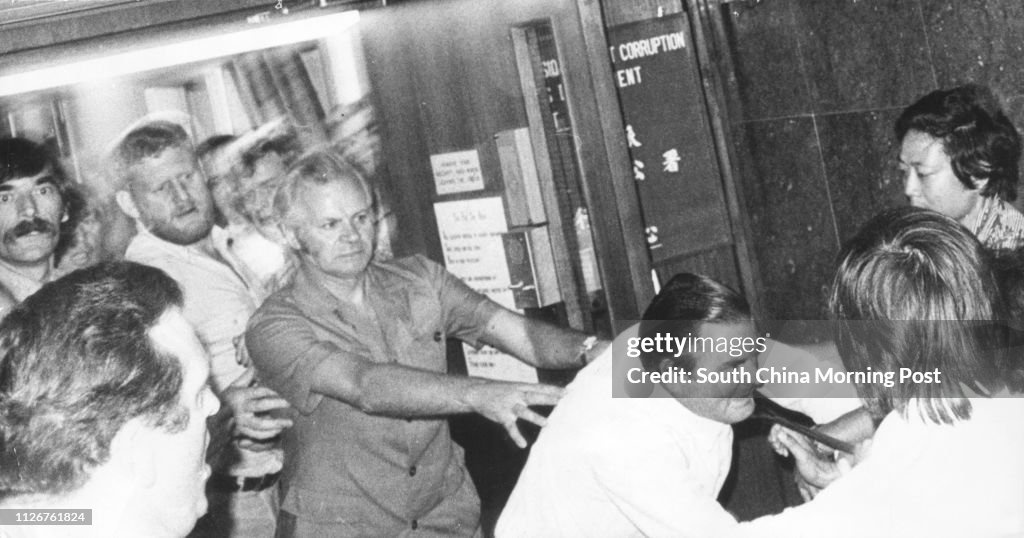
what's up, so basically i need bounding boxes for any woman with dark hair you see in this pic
[732,207,1024,537]
[897,84,1024,251]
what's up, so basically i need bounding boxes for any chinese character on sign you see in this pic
[633,160,646,181]
[662,149,681,172]
[626,125,642,148]
[645,226,660,246]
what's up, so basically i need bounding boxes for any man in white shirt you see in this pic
[110,118,293,538]
[496,272,759,537]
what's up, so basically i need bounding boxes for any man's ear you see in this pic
[115,190,140,220]
[110,418,158,489]
[657,357,677,375]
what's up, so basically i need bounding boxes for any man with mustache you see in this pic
[0,138,71,312]
[111,118,292,538]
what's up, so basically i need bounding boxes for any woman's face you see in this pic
[899,129,986,224]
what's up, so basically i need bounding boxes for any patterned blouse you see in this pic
[969,195,1024,252]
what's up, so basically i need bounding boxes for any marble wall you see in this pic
[722,0,1024,330]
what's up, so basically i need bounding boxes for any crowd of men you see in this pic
[0,111,604,538]
[1,82,1024,538]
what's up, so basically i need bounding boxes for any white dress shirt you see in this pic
[496,345,738,538]
[733,397,1024,538]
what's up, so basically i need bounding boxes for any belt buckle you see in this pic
[235,475,248,492]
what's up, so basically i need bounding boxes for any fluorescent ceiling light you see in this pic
[0,10,360,98]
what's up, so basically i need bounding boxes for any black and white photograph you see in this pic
[1,1,1024,536]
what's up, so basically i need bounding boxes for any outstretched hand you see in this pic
[466,381,565,448]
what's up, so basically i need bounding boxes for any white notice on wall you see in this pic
[431,149,485,195]
[433,197,538,383]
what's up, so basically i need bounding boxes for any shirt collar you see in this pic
[131,225,213,262]
[291,259,345,316]
[292,255,412,307]
[967,195,998,236]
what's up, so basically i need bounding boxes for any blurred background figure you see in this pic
[197,121,302,301]
[52,182,104,278]
[230,120,303,243]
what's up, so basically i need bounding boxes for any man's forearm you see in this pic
[817,406,876,444]
[310,358,489,417]
[482,309,609,369]
[525,321,609,369]
[308,356,564,448]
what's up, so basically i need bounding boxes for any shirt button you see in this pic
[433,331,442,342]
[409,466,417,477]
[411,520,418,530]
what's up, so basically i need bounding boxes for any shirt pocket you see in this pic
[280,486,366,533]
[406,290,447,373]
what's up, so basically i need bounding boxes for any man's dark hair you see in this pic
[196,134,239,228]
[830,206,1013,425]
[195,134,237,164]
[0,137,71,200]
[895,84,1022,202]
[0,261,186,500]
[111,120,193,189]
[237,128,301,180]
[638,273,750,372]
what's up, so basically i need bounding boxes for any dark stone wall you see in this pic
[722,0,1024,331]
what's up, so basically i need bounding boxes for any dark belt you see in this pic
[209,471,281,493]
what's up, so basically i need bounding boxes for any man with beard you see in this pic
[111,119,292,538]
[0,138,71,312]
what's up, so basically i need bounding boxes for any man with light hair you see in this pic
[246,147,607,537]
[111,117,291,538]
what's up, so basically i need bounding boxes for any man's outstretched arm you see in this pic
[247,307,564,448]
[478,308,610,369]
[310,357,563,448]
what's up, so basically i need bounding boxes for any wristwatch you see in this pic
[579,335,598,367]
